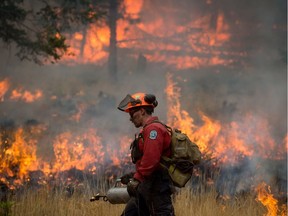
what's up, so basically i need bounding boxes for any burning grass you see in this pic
[0,67,286,216]
[6,184,286,216]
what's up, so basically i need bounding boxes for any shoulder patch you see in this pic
[149,130,157,140]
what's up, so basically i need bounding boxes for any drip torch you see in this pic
[90,179,130,204]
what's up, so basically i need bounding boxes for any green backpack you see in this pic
[145,121,202,188]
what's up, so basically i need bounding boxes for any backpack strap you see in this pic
[143,119,161,128]
[143,120,172,136]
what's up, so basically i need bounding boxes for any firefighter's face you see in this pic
[129,108,143,128]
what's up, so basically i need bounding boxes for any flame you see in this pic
[165,73,197,141]
[165,73,286,163]
[0,79,43,103]
[124,0,143,18]
[256,182,280,216]
[191,112,222,154]
[0,73,286,201]
[52,129,103,172]
[70,103,87,122]
[61,1,233,69]
[0,119,134,188]
[0,2,285,197]
[0,128,38,180]
[10,89,43,102]
[106,135,132,166]
[64,25,109,65]
[0,78,10,101]
[207,12,230,46]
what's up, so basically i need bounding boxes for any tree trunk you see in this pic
[108,0,118,81]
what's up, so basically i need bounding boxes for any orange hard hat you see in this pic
[118,93,158,112]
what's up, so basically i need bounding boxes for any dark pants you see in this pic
[121,170,175,216]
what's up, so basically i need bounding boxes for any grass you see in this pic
[173,189,266,216]
[7,185,285,216]
[11,188,125,216]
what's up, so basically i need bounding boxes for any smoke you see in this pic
[0,0,286,196]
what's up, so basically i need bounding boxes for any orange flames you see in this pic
[62,0,233,69]
[0,75,286,216]
[0,78,10,101]
[52,129,103,172]
[0,128,38,183]
[0,78,43,103]
[256,182,287,216]
[0,73,286,193]
[64,25,109,65]
[165,73,286,208]
[0,122,132,188]
[165,73,286,164]
[0,2,285,211]
[10,89,43,103]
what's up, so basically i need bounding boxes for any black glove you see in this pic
[127,179,140,197]
[120,172,134,185]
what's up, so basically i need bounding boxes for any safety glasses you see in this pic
[129,108,141,118]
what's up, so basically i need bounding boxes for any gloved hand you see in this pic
[127,179,140,197]
[120,172,134,185]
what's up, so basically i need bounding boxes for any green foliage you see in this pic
[0,0,27,43]
[0,0,108,64]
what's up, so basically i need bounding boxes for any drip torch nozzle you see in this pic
[90,193,108,202]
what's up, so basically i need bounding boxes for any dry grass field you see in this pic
[6,185,286,216]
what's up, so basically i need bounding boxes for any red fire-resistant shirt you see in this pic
[133,116,171,182]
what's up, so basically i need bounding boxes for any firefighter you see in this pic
[118,93,175,216]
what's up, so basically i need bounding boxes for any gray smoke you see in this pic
[0,0,286,196]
